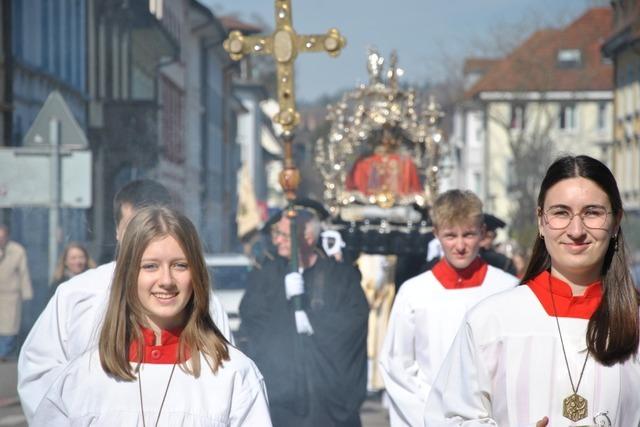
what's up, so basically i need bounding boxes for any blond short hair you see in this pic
[431,190,483,229]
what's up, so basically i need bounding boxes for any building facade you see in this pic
[3,0,90,332]
[459,8,614,237]
[602,0,640,213]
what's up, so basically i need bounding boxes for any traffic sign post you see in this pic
[1,90,93,279]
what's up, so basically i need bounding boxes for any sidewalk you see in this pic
[0,361,17,400]
[0,361,26,426]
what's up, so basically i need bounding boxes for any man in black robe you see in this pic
[238,208,369,427]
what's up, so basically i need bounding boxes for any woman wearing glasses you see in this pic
[424,155,640,426]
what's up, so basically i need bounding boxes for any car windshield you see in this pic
[208,265,251,290]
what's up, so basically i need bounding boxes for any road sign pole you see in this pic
[48,118,61,282]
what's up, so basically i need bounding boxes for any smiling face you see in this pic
[137,235,193,332]
[434,220,485,270]
[538,177,619,284]
[65,246,88,275]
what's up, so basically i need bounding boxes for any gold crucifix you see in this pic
[223,0,346,132]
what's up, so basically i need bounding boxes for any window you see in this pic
[597,102,608,130]
[510,104,525,129]
[53,0,61,74]
[556,49,582,69]
[41,1,49,70]
[12,0,23,58]
[558,104,577,130]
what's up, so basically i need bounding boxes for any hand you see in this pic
[535,417,549,427]
[284,272,304,300]
[294,310,314,335]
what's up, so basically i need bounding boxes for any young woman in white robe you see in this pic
[425,155,640,426]
[32,206,271,426]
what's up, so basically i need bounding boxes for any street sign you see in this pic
[23,91,88,147]
[0,147,92,207]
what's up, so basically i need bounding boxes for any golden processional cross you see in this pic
[223,0,345,200]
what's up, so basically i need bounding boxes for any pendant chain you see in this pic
[138,363,177,427]
[549,279,589,395]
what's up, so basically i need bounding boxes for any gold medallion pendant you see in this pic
[563,393,588,422]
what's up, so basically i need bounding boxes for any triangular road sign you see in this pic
[23,90,88,147]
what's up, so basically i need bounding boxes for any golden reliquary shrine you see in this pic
[315,48,449,259]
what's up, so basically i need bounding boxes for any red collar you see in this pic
[128,326,188,364]
[432,257,488,289]
[527,270,603,319]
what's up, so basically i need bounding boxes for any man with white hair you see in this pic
[239,205,369,427]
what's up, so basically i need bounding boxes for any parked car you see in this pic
[205,253,253,333]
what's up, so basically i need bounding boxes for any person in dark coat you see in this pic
[239,207,369,427]
[479,214,517,276]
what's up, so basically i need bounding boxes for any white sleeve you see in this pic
[19,265,112,423]
[379,289,428,427]
[229,362,273,427]
[18,287,71,422]
[31,393,70,427]
[209,291,235,345]
[423,321,497,426]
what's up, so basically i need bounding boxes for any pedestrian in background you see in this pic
[0,224,33,361]
[50,241,96,289]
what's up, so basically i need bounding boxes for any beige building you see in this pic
[603,0,640,213]
[462,8,614,234]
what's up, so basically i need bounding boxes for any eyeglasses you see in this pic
[543,206,612,230]
[271,229,291,240]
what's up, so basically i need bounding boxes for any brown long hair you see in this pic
[522,155,639,365]
[99,206,229,380]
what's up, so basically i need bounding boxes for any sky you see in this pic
[205,1,603,102]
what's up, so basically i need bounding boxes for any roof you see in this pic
[219,15,263,34]
[466,8,613,99]
[463,58,500,76]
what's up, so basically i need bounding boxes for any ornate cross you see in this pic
[224,1,345,282]
[223,0,346,132]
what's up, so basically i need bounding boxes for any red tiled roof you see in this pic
[219,15,263,34]
[466,8,613,99]
[463,58,500,75]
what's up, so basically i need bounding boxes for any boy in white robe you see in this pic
[379,190,518,427]
[18,180,233,422]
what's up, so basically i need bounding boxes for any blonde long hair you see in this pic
[99,206,229,380]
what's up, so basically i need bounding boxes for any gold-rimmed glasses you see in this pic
[543,206,613,230]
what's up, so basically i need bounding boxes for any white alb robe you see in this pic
[18,261,233,422]
[32,346,271,426]
[380,265,518,427]
[424,286,640,426]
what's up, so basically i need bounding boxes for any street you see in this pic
[0,359,388,426]
[0,362,26,427]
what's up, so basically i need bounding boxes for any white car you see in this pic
[205,253,253,333]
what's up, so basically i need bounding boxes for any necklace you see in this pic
[549,277,589,423]
[138,363,177,427]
